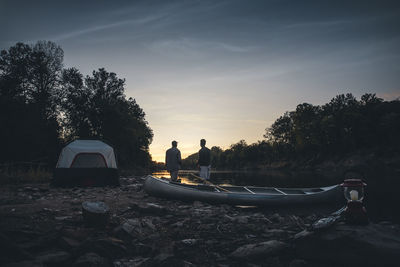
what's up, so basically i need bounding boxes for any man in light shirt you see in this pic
[198,139,211,180]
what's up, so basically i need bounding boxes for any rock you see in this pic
[59,236,81,250]
[78,237,127,259]
[223,215,234,222]
[36,251,71,265]
[197,223,214,231]
[73,252,108,267]
[118,217,160,240]
[180,239,198,246]
[150,253,191,266]
[141,218,156,230]
[312,215,341,230]
[153,253,174,262]
[3,260,43,267]
[23,187,33,192]
[0,233,33,264]
[180,260,195,266]
[289,259,307,267]
[175,239,200,254]
[295,223,400,266]
[126,184,142,191]
[193,208,213,216]
[132,242,153,255]
[121,219,142,236]
[193,201,203,208]
[234,216,249,224]
[293,230,312,240]
[171,221,184,228]
[270,213,285,223]
[82,201,110,227]
[121,218,151,237]
[55,216,72,221]
[114,257,151,267]
[263,229,291,239]
[230,240,288,259]
[61,228,91,242]
[131,202,168,215]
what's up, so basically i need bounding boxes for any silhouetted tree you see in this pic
[182,93,400,170]
[61,68,153,168]
[60,67,90,138]
[264,112,295,145]
[0,41,62,164]
[1,41,153,169]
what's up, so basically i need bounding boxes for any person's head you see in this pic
[200,139,206,147]
[172,140,178,147]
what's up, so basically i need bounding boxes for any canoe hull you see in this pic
[144,175,342,206]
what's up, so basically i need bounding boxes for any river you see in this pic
[151,169,341,187]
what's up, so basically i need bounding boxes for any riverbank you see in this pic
[1,176,399,266]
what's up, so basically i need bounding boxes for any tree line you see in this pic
[182,93,400,170]
[0,41,153,169]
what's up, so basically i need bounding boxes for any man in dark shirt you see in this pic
[165,140,181,182]
[198,139,211,180]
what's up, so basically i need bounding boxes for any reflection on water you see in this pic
[151,170,199,185]
[151,169,339,188]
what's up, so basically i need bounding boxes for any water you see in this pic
[152,169,340,187]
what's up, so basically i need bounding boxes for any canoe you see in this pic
[144,175,342,206]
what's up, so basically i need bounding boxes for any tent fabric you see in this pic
[70,153,107,168]
[56,140,117,168]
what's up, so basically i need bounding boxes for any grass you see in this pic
[0,165,52,184]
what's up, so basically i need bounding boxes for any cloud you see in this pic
[49,14,166,41]
[284,19,356,29]
[149,37,254,57]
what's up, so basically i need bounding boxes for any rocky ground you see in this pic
[1,176,399,267]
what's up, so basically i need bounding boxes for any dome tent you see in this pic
[53,140,119,186]
[56,140,117,168]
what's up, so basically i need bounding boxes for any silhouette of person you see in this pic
[165,140,181,182]
[198,139,211,180]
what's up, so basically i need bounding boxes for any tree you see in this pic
[1,41,153,169]
[182,93,400,170]
[291,103,322,153]
[60,67,90,138]
[321,93,361,151]
[61,68,153,168]
[29,41,63,119]
[264,112,295,145]
[0,41,63,164]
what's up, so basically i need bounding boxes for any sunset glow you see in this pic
[1,0,399,163]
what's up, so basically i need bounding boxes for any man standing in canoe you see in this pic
[166,140,181,182]
[198,139,211,180]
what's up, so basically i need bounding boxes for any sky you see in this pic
[1,0,400,162]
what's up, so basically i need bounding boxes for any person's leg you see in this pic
[199,166,208,180]
[206,165,211,180]
[170,170,178,182]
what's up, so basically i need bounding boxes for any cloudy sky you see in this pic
[1,0,400,161]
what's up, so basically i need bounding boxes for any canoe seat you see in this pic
[247,187,282,195]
